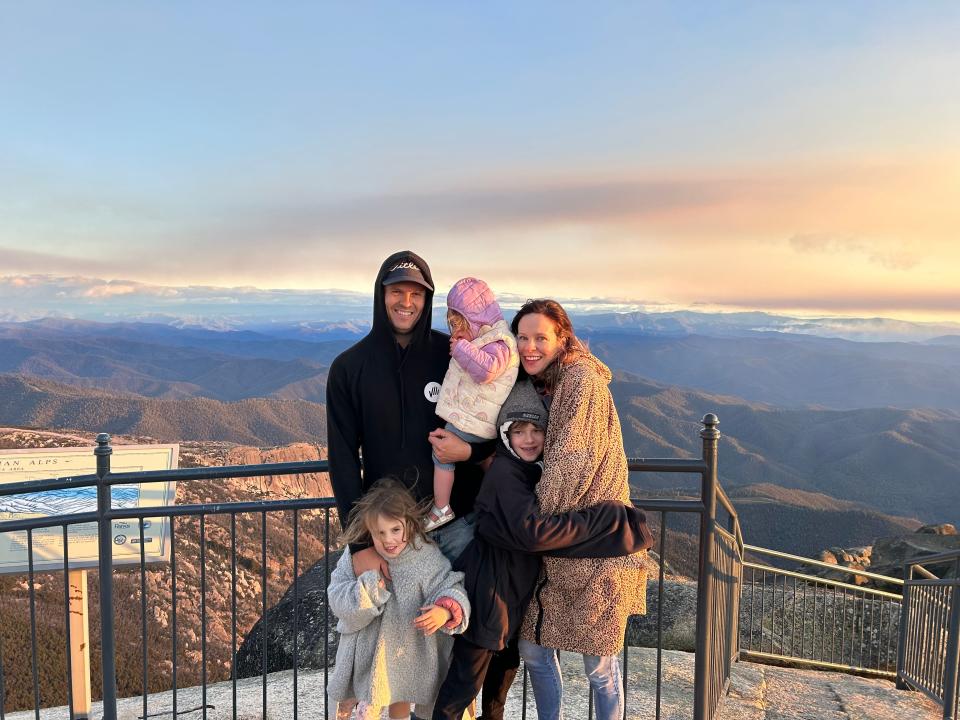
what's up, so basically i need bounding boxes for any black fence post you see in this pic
[896,562,913,690]
[728,512,742,670]
[693,413,720,720]
[95,433,118,720]
[940,557,960,720]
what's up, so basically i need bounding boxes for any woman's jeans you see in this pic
[518,638,623,720]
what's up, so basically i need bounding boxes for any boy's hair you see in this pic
[340,477,432,549]
[507,420,544,434]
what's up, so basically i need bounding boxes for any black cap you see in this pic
[382,259,434,291]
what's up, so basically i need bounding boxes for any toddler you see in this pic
[426,277,519,531]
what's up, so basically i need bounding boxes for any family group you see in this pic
[326,250,653,720]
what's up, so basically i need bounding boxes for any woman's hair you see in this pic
[339,477,432,549]
[511,298,588,392]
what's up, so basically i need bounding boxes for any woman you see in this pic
[512,298,647,720]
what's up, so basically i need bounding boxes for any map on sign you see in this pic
[0,486,142,515]
[0,445,178,574]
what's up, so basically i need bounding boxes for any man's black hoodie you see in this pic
[326,251,489,545]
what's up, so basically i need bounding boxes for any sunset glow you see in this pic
[1,3,958,321]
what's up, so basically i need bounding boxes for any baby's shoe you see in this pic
[424,504,455,531]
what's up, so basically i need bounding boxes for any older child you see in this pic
[431,381,653,720]
[328,479,470,720]
[426,277,519,531]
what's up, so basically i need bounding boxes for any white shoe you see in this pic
[424,504,455,532]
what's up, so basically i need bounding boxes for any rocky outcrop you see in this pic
[871,530,960,580]
[225,442,331,498]
[234,549,343,677]
[738,579,901,671]
[916,523,957,535]
[799,546,873,585]
[627,579,698,651]
[240,568,900,677]
[797,524,960,589]
[238,571,701,674]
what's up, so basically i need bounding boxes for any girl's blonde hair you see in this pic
[340,477,432,549]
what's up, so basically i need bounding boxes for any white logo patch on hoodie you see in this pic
[424,382,441,402]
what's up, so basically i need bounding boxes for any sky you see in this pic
[2,2,959,322]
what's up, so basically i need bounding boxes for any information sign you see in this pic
[0,444,178,573]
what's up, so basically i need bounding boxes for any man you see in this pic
[327,250,498,720]
[326,250,490,574]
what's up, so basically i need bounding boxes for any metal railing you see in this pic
[624,412,742,720]
[897,549,960,719]
[739,545,903,678]
[0,415,736,720]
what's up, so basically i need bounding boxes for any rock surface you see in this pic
[7,651,942,720]
[719,660,941,720]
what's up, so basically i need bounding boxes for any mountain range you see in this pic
[0,374,326,446]
[2,315,958,529]
[611,372,960,524]
[3,364,957,527]
[5,318,960,411]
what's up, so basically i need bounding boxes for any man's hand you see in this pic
[414,604,452,635]
[351,546,391,581]
[428,428,471,465]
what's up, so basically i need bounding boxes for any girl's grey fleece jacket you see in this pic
[327,541,470,709]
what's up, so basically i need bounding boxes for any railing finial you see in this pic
[700,413,720,440]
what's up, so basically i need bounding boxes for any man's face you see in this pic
[384,281,426,340]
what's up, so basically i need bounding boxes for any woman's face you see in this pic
[516,312,564,377]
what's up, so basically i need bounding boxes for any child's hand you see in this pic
[414,604,451,635]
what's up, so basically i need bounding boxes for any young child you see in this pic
[328,479,471,720]
[431,381,653,720]
[426,277,519,531]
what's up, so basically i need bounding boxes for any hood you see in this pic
[496,379,548,461]
[570,351,613,385]
[372,250,436,346]
[446,277,504,336]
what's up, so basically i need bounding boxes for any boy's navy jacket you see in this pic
[326,251,492,548]
[455,443,654,652]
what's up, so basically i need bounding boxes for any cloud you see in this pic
[188,177,732,252]
[787,233,919,270]
[713,291,960,313]
[0,248,123,276]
